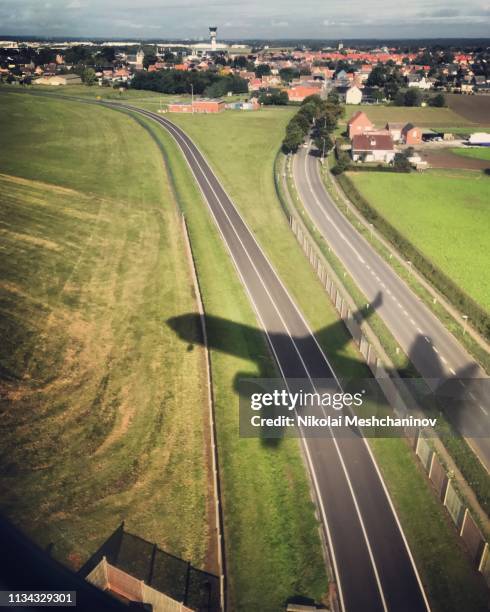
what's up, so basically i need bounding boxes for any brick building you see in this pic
[347,111,374,138]
[168,99,225,113]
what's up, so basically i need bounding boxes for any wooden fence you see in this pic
[87,557,194,612]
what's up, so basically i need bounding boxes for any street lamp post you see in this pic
[462,314,469,335]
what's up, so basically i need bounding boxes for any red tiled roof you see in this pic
[352,133,394,151]
[347,111,373,126]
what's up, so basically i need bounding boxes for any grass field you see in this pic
[165,109,489,611]
[451,147,490,161]
[343,104,474,128]
[0,82,248,107]
[346,169,490,311]
[0,92,212,570]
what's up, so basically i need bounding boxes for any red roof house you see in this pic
[401,124,422,145]
[352,133,395,163]
[286,86,321,102]
[347,111,374,139]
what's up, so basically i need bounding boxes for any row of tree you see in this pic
[281,92,343,154]
[131,70,248,96]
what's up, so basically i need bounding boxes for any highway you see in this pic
[293,146,490,470]
[117,105,429,612]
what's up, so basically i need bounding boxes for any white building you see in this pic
[351,133,395,163]
[407,75,433,89]
[345,85,362,105]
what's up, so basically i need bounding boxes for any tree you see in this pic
[99,47,115,63]
[331,151,351,175]
[258,90,288,105]
[255,64,271,78]
[313,133,333,156]
[35,48,56,66]
[429,93,446,107]
[404,88,422,107]
[384,80,399,101]
[282,122,304,153]
[233,55,249,69]
[81,67,97,86]
[393,152,411,172]
[290,113,310,135]
[143,54,157,69]
[394,90,406,106]
[367,66,388,87]
[279,67,299,83]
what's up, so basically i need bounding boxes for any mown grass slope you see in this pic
[0,92,211,569]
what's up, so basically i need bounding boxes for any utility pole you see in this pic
[191,83,194,113]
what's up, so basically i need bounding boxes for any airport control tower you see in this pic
[209,26,217,51]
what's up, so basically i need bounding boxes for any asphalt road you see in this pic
[118,105,429,612]
[293,146,490,469]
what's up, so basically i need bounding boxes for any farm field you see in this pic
[347,169,490,310]
[0,92,212,570]
[166,108,489,611]
[446,93,490,126]
[343,103,474,127]
[451,147,490,161]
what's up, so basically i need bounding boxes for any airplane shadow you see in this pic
[167,291,486,444]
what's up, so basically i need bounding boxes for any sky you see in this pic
[0,0,489,39]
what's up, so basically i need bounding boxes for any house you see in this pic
[407,75,432,89]
[113,68,130,82]
[347,111,374,139]
[351,133,395,163]
[286,85,321,102]
[385,122,405,142]
[401,123,422,145]
[345,85,362,105]
[226,99,260,111]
